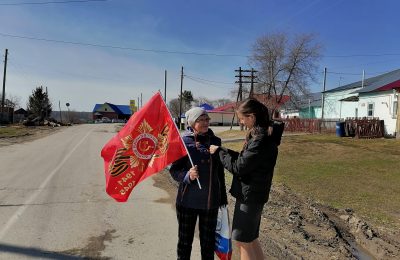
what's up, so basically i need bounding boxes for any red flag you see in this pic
[101,92,187,202]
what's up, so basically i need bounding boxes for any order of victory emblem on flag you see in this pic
[101,92,187,202]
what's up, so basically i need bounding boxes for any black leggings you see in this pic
[176,205,218,260]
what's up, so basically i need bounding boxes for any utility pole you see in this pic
[396,89,400,139]
[59,100,62,123]
[1,49,8,124]
[230,67,243,130]
[164,70,167,103]
[249,68,258,98]
[320,67,327,133]
[361,70,365,88]
[179,66,184,130]
[231,67,257,130]
[140,93,143,109]
[45,86,48,119]
[321,68,327,119]
[66,102,70,124]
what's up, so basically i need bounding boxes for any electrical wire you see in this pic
[2,31,400,59]
[327,71,364,76]
[7,61,36,84]
[184,75,234,89]
[326,70,393,77]
[0,32,249,57]
[324,53,400,58]
[0,0,108,6]
[184,74,232,85]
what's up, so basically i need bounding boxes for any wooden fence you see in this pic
[280,118,384,138]
[282,118,336,133]
[344,118,384,138]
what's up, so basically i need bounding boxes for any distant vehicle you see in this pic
[101,117,111,123]
[111,119,125,123]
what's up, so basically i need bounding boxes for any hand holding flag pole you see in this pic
[184,156,202,190]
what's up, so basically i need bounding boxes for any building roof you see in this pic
[299,93,322,108]
[356,69,400,93]
[14,108,27,114]
[199,103,214,111]
[283,92,322,110]
[211,102,237,112]
[339,95,359,102]
[324,68,400,94]
[92,103,132,115]
[251,94,291,109]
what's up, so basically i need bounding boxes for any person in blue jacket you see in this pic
[170,107,228,260]
[210,98,280,260]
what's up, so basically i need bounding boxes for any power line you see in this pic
[0,32,249,57]
[327,70,393,76]
[0,0,108,6]
[329,58,400,71]
[8,61,36,84]
[3,32,400,59]
[184,75,233,89]
[184,74,232,85]
[327,71,363,76]
[325,53,400,58]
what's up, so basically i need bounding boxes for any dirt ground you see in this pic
[3,126,399,259]
[153,172,400,260]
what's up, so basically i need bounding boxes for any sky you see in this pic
[1,0,400,112]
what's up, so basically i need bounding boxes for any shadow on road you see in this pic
[0,243,82,259]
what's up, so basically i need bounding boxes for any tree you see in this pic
[180,90,194,112]
[193,97,232,109]
[27,86,52,119]
[0,94,21,109]
[193,96,212,107]
[213,98,232,108]
[168,98,180,119]
[249,33,322,112]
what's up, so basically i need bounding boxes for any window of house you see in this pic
[367,103,374,117]
[394,100,398,118]
[105,108,107,111]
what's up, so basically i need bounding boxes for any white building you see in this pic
[322,69,400,136]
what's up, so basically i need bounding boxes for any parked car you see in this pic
[111,119,125,123]
[101,117,111,123]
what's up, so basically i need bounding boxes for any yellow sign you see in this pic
[130,100,137,113]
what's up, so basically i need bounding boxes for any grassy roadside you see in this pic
[0,125,32,138]
[221,132,400,229]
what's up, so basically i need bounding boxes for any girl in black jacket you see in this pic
[210,99,279,260]
[170,107,228,260]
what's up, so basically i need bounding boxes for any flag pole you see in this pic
[159,92,202,189]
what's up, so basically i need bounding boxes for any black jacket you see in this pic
[170,128,228,209]
[217,127,278,204]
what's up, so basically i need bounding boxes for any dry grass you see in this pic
[221,132,400,228]
[0,125,33,138]
[217,129,246,139]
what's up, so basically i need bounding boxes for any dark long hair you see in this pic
[237,98,270,140]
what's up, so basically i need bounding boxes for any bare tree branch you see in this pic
[249,33,322,112]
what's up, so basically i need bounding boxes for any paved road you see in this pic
[0,124,201,259]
